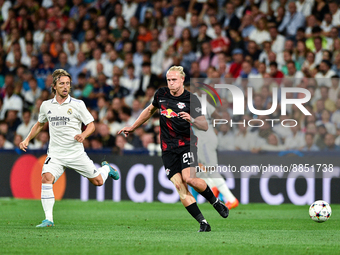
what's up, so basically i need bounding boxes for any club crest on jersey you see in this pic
[67,108,73,115]
[165,168,170,176]
[177,102,186,109]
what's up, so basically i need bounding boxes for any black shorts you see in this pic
[161,146,198,180]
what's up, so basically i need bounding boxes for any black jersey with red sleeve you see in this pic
[152,87,202,151]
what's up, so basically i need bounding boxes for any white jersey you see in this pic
[38,95,94,158]
[193,93,218,166]
[193,93,218,145]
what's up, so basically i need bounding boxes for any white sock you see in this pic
[41,184,55,222]
[99,165,110,183]
[209,172,236,202]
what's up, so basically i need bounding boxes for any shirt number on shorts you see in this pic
[44,157,51,164]
[183,152,194,165]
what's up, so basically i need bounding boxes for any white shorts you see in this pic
[42,152,100,183]
[197,140,218,166]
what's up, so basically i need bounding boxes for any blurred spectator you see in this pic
[97,96,108,122]
[278,2,305,39]
[315,124,327,150]
[328,1,340,27]
[329,76,340,103]
[122,0,137,27]
[245,40,261,62]
[135,62,160,98]
[113,134,134,154]
[193,23,211,54]
[118,106,133,127]
[331,98,340,126]
[249,18,271,46]
[16,109,35,139]
[269,61,284,79]
[130,99,143,124]
[324,133,340,151]
[255,133,286,152]
[29,130,49,150]
[179,40,196,72]
[0,77,23,120]
[234,121,256,151]
[110,75,130,100]
[198,41,218,73]
[69,52,87,85]
[103,108,121,136]
[317,86,336,112]
[84,48,107,78]
[23,77,42,105]
[239,14,255,41]
[301,133,320,151]
[149,40,164,76]
[284,123,306,150]
[54,51,71,71]
[13,133,23,148]
[228,48,243,78]
[332,53,340,76]
[0,132,14,149]
[97,123,115,148]
[210,23,230,54]
[221,2,240,31]
[90,136,103,150]
[217,124,235,151]
[141,132,155,151]
[5,110,21,142]
[120,64,140,99]
[296,0,313,17]
[316,109,336,135]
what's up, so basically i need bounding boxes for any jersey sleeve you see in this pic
[79,101,95,125]
[38,102,48,123]
[191,94,203,119]
[152,89,160,108]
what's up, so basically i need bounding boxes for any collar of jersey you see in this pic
[51,95,71,105]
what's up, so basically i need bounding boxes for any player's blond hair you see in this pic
[166,66,186,78]
[51,69,72,94]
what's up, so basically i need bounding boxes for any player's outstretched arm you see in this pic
[118,104,158,137]
[19,121,45,152]
[179,112,208,131]
[191,115,208,131]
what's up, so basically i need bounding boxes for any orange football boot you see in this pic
[211,186,220,198]
[225,198,239,209]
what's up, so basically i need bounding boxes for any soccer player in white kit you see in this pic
[19,69,119,227]
[193,86,239,209]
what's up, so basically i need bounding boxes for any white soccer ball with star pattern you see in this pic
[309,200,332,223]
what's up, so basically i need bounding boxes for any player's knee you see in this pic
[185,177,197,188]
[41,173,54,184]
[90,176,103,186]
[94,179,104,186]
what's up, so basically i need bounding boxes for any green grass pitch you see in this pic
[0,199,339,255]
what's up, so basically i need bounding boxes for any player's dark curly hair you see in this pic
[51,69,72,94]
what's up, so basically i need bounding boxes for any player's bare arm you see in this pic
[118,104,158,137]
[179,112,208,131]
[74,121,95,143]
[19,121,45,152]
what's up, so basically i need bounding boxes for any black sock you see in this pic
[185,203,206,223]
[199,186,218,204]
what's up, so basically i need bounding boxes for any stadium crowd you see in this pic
[0,0,340,154]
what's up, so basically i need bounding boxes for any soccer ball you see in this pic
[309,200,332,223]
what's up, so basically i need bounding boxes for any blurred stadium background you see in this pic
[0,0,340,205]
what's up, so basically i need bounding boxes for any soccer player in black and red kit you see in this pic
[118,66,229,232]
